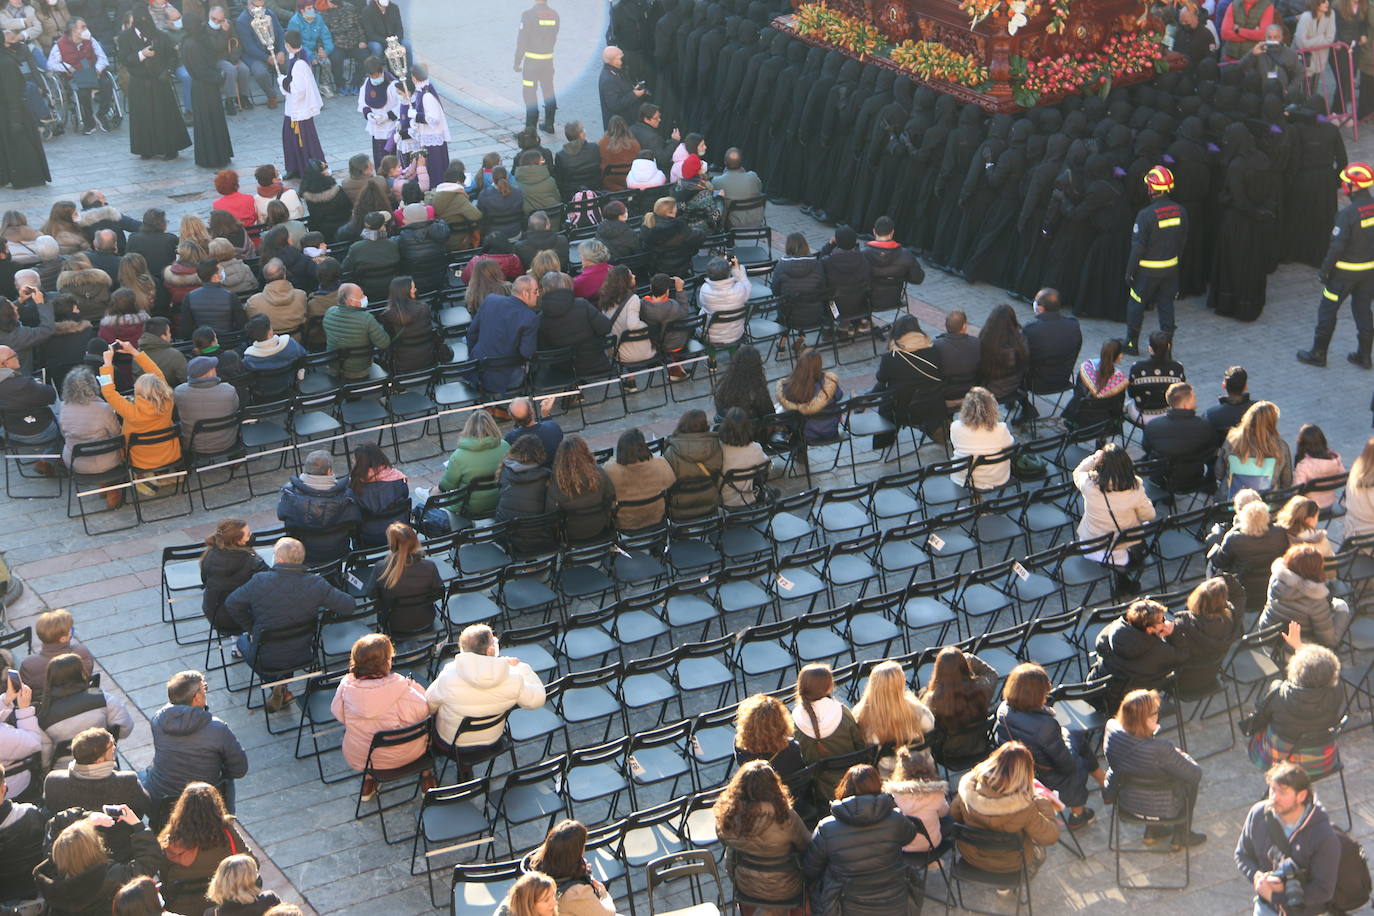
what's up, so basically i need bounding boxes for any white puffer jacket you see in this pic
[425,651,546,747]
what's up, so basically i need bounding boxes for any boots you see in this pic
[1123,331,1141,356]
[1349,334,1373,370]
[539,104,556,135]
[1297,332,1331,367]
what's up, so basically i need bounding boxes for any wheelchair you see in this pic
[43,65,124,135]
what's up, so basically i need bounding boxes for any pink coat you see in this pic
[330,672,430,771]
[1294,453,1346,508]
[572,262,611,304]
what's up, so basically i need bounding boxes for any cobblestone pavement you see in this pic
[3,7,1374,913]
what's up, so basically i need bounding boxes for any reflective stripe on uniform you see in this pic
[538,18,557,24]
[1336,260,1374,271]
[1137,257,1178,269]
[1129,288,1142,302]
[522,80,535,86]
[524,51,553,59]
[1158,217,1181,228]
[1362,217,1374,228]
[1324,288,1340,300]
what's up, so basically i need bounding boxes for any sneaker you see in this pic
[359,775,377,802]
[1171,830,1207,850]
[81,123,96,135]
[1065,808,1096,829]
[133,479,158,497]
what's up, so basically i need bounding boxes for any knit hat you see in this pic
[84,338,108,370]
[681,154,702,180]
[297,0,316,9]
[834,226,858,250]
[401,203,428,225]
[187,356,218,378]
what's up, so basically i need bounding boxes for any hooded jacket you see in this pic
[513,162,561,214]
[699,260,750,345]
[1257,559,1349,647]
[99,349,180,470]
[430,184,483,250]
[1169,606,1243,693]
[535,288,612,376]
[225,563,353,672]
[594,219,641,260]
[1248,674,1345,746]
[496,456,553,551]
[275,475,363,564]
[96,311,148,350]
[0,365,57,438]
[246,279,307,335]
[626,157,668,190]
[398,218,453,294]
[301,184,353,243]
[1090,616,1188,712]
[792,696,867,802]
[876,332,945,432]
[862,240,924,311]
[663,429,722,518]
[642,214,705,278]
[37,685,134,766]
[554,139,602,199]
[950,768,1059,873]
[802,793,922,916]
[0,798,45,900]
[38,316,94,389]
[322,303,391,379]
[718,802,810,908]
[144,703,249,802]
[32,823,162,916]
[884,775,950,852]
[604,456,676,531]
[514,228,570,270]
[330,672,430,770]
[56,266,112,322]
[425,651,547,747]
[770,255,829,330]
[438,436,509,515]
[174,376,239,454]
[352,468,410,546]
[135,331,189,388]
[819,242,872,321]
[777,372,843,443]
[199,545,267,634]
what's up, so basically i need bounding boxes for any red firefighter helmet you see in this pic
[1341,162,1374,193]
[1144,165,1175,194]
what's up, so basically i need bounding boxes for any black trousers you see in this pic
[1126,267,1179,337]
[521,57,555,126]
[1315,269,1374,344]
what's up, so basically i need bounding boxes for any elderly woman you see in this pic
[330,634,434,798]
[950,385,1014,491]
[572,239,612,304]
[1257,543,1352,648]
[1246,631,1345,777]
[162,240,206,310]
[1209,497,1290,616]
[1104,689,1205,849]
[58,366,123,487]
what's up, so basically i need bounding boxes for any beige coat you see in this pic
[1072,454,1157,562]
[719,802,810,911]
[1346,477,1374,539]
[950,771,1059,873]
[604,456,676,531]
[246,279,307,335]
[884,777,950,852]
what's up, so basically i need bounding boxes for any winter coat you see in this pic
[605,456,676,530]
[58,398,121,472]
[1256,559,1351,647]
[535,288,613,376]
[554,140,602,198]
[174,377,239,454]
[225,564,353,672]
[46,226,89,257]
[1142,409,1219,489]
[1248,677,1345,746]
[467,293,540,393]
[819,244,872,321]
[950,420,1013,490]
[430,184,483,250]
[514,228,570,271]
[352,470,411,546]
[597,136,640,191]
[0,367,57,439]
[159,821,251,916]
[606,292,652,363]
[699,262,750,345]
[217,257,257,296]
[496,456,554,551]
[56,266,112,322]
[626,157,667,189]
[162,261,202,308]
[438,436,509,515]
[594,218,641,260]
[42,765,150,819]
[97,311,146,349]
[135,332,189,388]
[862,241,924,312]
[0,701,41,797]
[184,284,243,335]
[642,214,705,278]
[323,303,391,379]
[37,686,134,764]
[884,776,950,853]
[32,823,162,916]
[1021,312,1082,394]
[127,230,178,283]
[301,185,353,243]
[1090,617,1188,711]
[640,289,694,353]
[572,261,611,303]
[803,794,922,916]
[1211,524,1291,616]
[770,255,829,330]
[425,651,546,747]
[100,350,181,470]
[1168,607,1243,695]
[980,342,1028,403]
[719,802,810,908]
[1345,478,1374,539]
[0,799,47,900]
[39,318,95,389]
[1072,454,1156,558]
[477,186,526,238]
[331,672,430,770]
[18,640,94,692]
[1205,393,1255,436]
[368,556,442,634]
[205,892,282,916]
[874,337,946,433]
[241,335,306,394]
[513,163,561,215]
[792,696,867,803]
[200,546,267,634]
[340,238,402,296]
[663,429,722,518]
[933,332,981,404]
[380,298,438,374]
[776,372,844,443]
[503,419,563,467]
[1236,798,1340,916]
[720,441,768,507]
[546,467,615,543]
[1103,719,1200,819]
[950,769,1059,873]
[143,703,249,802]
[994,701,1092,806]
[246,279,307,336]
[276,475,363,563]
[397,219,452,294]
[1293,453,1347,508]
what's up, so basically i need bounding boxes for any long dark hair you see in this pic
[348,182,393,233]
[553,435,600,498]
[1095,442,1138,493]
[159,782,234,852]
[1094,338,1122,391]
[979,303,1027,372]
[1296,423,1334,463]
[349,442,393,493]
[782,348,824,404]
[300,159,335,194]
[920,647,988,731]
[598,264,635,310]
[615,428,652,464]
[526,819,591,881]
[715,345,768,411]
[712,760,792,839]
[382,275,419,326]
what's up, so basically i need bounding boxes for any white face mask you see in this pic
[168,16,182,28]
[368,74,384,85]
[377,0,388,7]
[302,9,315,18]
[357,295,368,308]
[208,19,221,28]
[79,28,91,39]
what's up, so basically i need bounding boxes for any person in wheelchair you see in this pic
[46,18,117,134]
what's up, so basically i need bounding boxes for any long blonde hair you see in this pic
[378,522,422,589]
[207,854,262,906]
[853,660,926,747]
[179,215,212,252]
[1226,400,1283,463]
[51,820,110,877]
[504,872,556,916]
[133,371,174,414]
[971,740,1037,797]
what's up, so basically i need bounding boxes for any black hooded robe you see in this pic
[784,49,845,204]
[823,65,887,223]
[1073,155,1133,321]
[853,76,915,231]
[183,26,234,169]
[118,17,190,159]
[1209,123,1275,321]
[1012,134,1070,300]
[1283,99,1346,267]
[964,119,1034,288]
[758,42,813,190]
[905,95,957,248]
[928,104,984,267]
[0,43,49,188]
[949,113,1014,272]
[1165,117,1215,297]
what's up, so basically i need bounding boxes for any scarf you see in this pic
[360,228,382,241]
[300,472,335,489]
[257,181,285,199]
[362,74,390,108]
[57,34,96,71]
[72,759,116,780]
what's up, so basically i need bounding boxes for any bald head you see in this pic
[603,46,623,65]
[338,283,363,307]
[0,346,18,370]
[93,229,117,252]
[509,396,535,424]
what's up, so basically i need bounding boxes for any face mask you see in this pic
[302,9,316,18]
[79,28,91,39]
[357,295,368,308]
[368,74,384,85]
[208,19,221,28]
[377,0,388,7]
[168,16,182,28]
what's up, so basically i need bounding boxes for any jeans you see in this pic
[245,57,276,98]
[176,64,190,111]
[218,59,252,100]
[332,44,367,89]
[366,37,411,72]
[27,43,46,71]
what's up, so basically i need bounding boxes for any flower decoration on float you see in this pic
[1011,30,1168,106]
[890,39,990,87]
[792,3,888,56]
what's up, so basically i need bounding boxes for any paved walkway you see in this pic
[3,10,1374,914]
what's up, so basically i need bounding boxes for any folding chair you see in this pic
[489,756,567,855]
[1108,772,1195,890]
[184,415,248,510]
[66,436,136,535]
[353,718,434,844]
[644,849,725,916]
[946,822,1037,916]
[626,719,693,808]
[449,859,521,916]
[563,735,632,824]
[412,777,492,907]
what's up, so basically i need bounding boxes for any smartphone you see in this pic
[102,804,123,818]
[5,669,18,692]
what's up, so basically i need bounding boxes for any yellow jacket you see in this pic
[100,350,182,470]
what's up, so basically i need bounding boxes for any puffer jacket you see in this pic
[352,469,410,546]
[0,367,57,439]
[1090,616,1188,711]
[820,245,872,321]
[381,298,438,374]
[477,186,526,238]
[0,798,46,900]
[397,218,452,294]
[1247,677,1345,744]
[546,468,615,543]
[950,768,1059,873]
[276,475,363,564]
[535,288,612,377]
[1256,559,1350,647]
[330,672,430,770]
[224,564,353,672]
[323,304,391,379]
[429,183,483,250]
[663,430,722,519]
[698,261,750,345]
[37,685,135,764]
[143,703,249,802]
[200,545,268,634]
[719,802,810,908]
[301,185,353,243]
[246,279,307,335]
[554,140,603,199]
[594,218,640,260]
[1210,524,1290,616]
[368,556,442,634]
[863,240,924,311]
[32,823,162,916]
[642,214,705,278]
[513,162,561,214]
[994,701,1087,805]
[1103,719,1200,819]
[1169,606,1243,694]
[884,776,950,852]
[438,436,509,515]
[56,267,112,322]
[97,311,147,348]
[777,372,844,443]
[496,456,554,552]
[876,335,946,433]
[425,651,547,746]
[770,255,829,330]
[514,228,570,270]
[162,261,203,308]
[802,794,922,916]
[39,318,94,389]
[217,257,258,296]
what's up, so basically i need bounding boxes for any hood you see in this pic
[1178,116,1207,144]
[153,703,212,736]
[1009,118,1033,147]
[54,318,92,335]
[259,279,300,306]
[778,255,821,278]
[75,204,122,228]
[892,330,933,353]
[885,776,948,797]
[1036,107,1063,135]
[1043,133,1071,163]
[450,650,521,689]
[100,310,149,328]
[864,241,907,267]
[820,48,844,81]
[1270,560,1330,600]
[987,113,1013,141]
[776,371,838,413]
[627,159,665,184]
[289,473,351,497]
[829,792,898,827]
[33,859,109,905]
[1063,110,1088,139]
[669,430,719,461]
[793,695,844,738]
[245,333,292,358]
[502,456,547,482]
[138,331,171,351]
[513,163,552,184]
[786,40,806,65]
[958,769,1037,816]
[457,435,502,452]
[538,287,579,319]
[1222,121,1256,159]
[958,103,984,128]
[57,267,112,289]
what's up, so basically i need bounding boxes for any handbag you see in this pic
[1103,490,1149,568]
[1012,451,1048,481]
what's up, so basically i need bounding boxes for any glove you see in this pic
[1319,272,1330,285]
[387,110,397,120]
[362,106,371,116]
[1162,153,1175,164]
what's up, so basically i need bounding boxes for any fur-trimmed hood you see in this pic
[957,770,1037,817]
[775,371,839,414]
[53,319,92,335]
[99,310,149,328]
[56,267,112,290]
[75,205,123,228]
[884,777,948,797]
[301,185,344,205]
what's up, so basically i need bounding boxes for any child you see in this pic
[19,608,95,690]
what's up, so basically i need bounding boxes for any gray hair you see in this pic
[411,63,428,82]
[273,537,306,565]
[578,239,609,265]
[459,623,495,654]
[303,450,333,475]
[93,229,117,252]
[1234,500,1272,537]
[32,236,59,260]
[527,211,550,232]
[957,386,999,431]
[539,271,573,294]
[459,409,500,440]
[262,258,286,282]
[512,275,539,299]
[1288,644,1340,689]
[61,366,103,405]
[13,269,38,290]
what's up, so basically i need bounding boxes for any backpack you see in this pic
[566,189,603,229]
[1331,827,1373,914]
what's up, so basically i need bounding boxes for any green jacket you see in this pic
[794,702,867,804]
[322,304,390,379]
[438,435,510,517]
[513,163,562,215]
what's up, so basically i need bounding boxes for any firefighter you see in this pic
[513,0,558,134]
[1124,165,1188,355]
[1298,162,1374,369]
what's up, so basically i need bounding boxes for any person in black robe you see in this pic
[790,49,844,209]
[833,67,899,225]
[823,65,886,224]
[758,41,811,193]
[1013,133,1070,300]
[1126,130,1168,214]
[767,44,824,204]
[119,7,190,160]
[950,112,1014,273]
[881,87,936,238]
[739,31,792,180]
[676,2,711,128]
[0,30,49,189]
[906,95,957,249]
[1041,138,1096,309]
[701,15,745,144]
[1257,92,1297,273]
[929,104,984,267]
[1283,96,1346,267]
[609,0,652,85]
[854,75,914,231]
[1209,122,1275,321]
[649,0,688,126]
[964,118,1034,289]
[688,5,729,132]
[182,21,233,169]
[804,57,861,222]
[712,22,768,160]
[1166,115,1216,297]
[1074,153,1133,320]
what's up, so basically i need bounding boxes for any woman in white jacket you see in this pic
[424,624,546,756]
[1073,443,1157,589]
[949,386,1014,491]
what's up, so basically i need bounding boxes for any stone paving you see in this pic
[4,5,1374,913]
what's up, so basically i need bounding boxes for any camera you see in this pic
[1272,859,1307,912]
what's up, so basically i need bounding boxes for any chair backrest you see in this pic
[951,820,1027,858]
[447,708,511,746]
[364,717,431,763]
[0,626,32,656]
[645,850,723,913]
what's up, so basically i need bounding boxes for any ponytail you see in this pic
[492,167,511,197]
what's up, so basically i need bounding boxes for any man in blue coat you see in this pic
[235,0,285,108]
[467,274,541,396]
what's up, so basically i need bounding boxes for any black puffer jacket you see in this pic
[819,245,872,321]
[595,219,641,260]
[143,704,249,803]
[496,456,555,554]
[535,288,613,376]
[397,218,452,294]
[546,468,615,544]
[554,140,603,198]
[1209,524,1290,616]
[0,800,45,900]
[199,546,268,634]
[770,256,829,330]
[875,334,945,432]
[862,241,924,311]
[32,823,162,916]
[1090,616,1188,712]
[642,215,705,278]
[367,556,442,634]
[514,229,571,270]
[802,794,922,916]
[1249,678,1345,744]
[381,298,438,374]
[225,563,353,673]
[276,475,363,564]
[1167,606,1243,694]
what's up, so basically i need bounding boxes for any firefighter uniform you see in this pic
[1125,166,1188,353]
[1299,163,1374,369]
[515,1,559,133]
